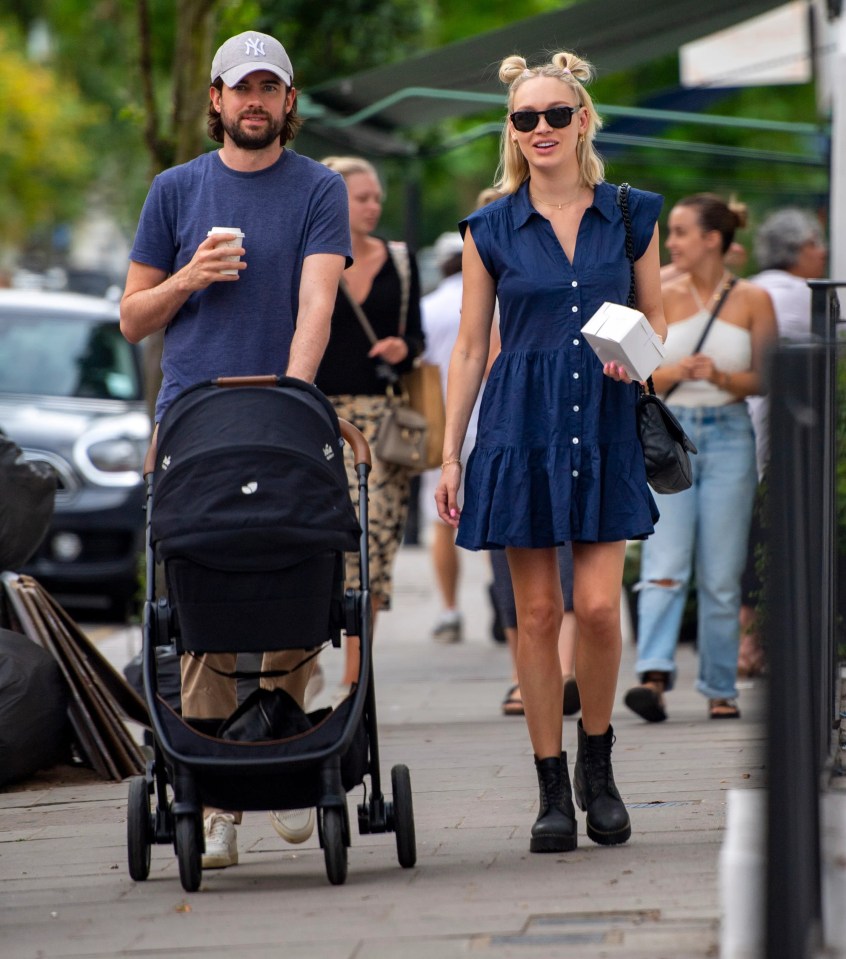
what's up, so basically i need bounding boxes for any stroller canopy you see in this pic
[151,381,360,571]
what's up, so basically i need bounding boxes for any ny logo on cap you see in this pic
[245,37,265,57]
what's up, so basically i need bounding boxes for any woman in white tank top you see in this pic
[624,194,776,724]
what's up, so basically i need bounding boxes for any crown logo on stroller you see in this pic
[322,443,335,461]
[241,481,258,495]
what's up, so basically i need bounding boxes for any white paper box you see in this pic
[580,302,666,382]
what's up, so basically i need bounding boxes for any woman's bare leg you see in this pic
[571,541,626,734]
[506,547,564,758]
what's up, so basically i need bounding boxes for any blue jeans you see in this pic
[635,403,757,700]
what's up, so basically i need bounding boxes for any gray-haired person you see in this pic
[738,208,827,679]
[747,209,827,475]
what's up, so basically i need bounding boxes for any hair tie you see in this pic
[562,68,572,75]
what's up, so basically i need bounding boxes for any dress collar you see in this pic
[512,179,618,228]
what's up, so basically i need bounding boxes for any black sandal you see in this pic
[624,671,668,723]
[502,684,524,716]
[709,698,741,720]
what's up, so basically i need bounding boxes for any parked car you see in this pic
[0,290,150,618]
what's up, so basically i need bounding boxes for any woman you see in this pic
[315,156,424,703]
[436,52,666,853]
[625,194,777,723]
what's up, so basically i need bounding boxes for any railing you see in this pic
[766,280,845,959]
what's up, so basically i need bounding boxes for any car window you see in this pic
[0,313,142,400]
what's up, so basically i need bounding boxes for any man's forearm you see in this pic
[286,312,331,382]
[121,275,194,344]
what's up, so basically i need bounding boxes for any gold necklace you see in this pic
[530,190,581,211]
[689,270,731,311]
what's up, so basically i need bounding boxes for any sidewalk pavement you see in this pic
[0,542,768,959]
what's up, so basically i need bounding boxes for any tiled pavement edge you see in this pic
[0,544,767,959]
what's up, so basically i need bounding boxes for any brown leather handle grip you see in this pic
[214,375,280,388]
[339,418,371,469]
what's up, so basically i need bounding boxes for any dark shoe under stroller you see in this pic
[125,375,416,890]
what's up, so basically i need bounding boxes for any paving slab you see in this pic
[0,543,769,958]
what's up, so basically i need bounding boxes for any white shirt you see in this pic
[747,270,812,477]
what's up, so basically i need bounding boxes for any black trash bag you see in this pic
[0,628,69,786]
[123,643,182,713]
[0,430,57,570]
[218,687,312,743]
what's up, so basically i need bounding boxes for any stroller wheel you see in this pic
[175,814,202,892]
[391,764,416,869]
[127,776,152,881]
[320,807,348,886]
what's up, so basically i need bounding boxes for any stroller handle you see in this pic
[338,419,372,469]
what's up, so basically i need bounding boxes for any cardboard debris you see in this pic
[1,573,147,782]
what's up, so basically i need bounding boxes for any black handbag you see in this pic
[618,183,699,495]
[636,380,698,495]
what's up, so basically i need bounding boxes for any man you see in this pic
[121,30,351,869]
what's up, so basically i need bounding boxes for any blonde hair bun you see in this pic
[499,55,529,85]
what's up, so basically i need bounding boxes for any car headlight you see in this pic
[73,413,151,487]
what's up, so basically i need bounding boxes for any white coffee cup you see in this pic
[207,227,245,275]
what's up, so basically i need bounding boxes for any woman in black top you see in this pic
[316,156,424,702]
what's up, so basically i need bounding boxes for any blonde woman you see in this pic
[315,156,424,702]
[436,52,666,852]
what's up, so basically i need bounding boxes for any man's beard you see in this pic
[222,110,284,150]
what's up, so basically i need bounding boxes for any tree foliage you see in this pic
[0,22,101,249]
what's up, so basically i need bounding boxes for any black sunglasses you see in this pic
[509,106,578,133]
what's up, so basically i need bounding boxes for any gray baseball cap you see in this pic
[210,32,293,88]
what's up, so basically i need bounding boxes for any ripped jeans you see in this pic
[635,403,757,700]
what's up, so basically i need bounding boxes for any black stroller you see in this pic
[125,376,416,890]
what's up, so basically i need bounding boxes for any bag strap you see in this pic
[187,644,326,681]
[617,183,636,310]
[663,276,736,401]
[340,279,379,346]
[387,240,411,336]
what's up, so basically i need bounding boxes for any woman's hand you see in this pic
[369,336,408,365]
[435,462,462,528]
[602,361,633,384]
[684,353,717,382]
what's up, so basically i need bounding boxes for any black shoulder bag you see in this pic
[617,182,698,495]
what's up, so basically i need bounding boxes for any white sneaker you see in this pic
[330,683,354,710]
[269,807,315,844]
[202,813,238,869]
[432,613,463,644]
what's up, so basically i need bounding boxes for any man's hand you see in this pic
[180,233,246,291]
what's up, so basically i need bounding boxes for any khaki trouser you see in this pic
[181,650,316,823]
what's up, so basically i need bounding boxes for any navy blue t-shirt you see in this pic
[129,149,351,420]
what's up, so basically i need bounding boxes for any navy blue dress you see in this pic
[457,180,662,550]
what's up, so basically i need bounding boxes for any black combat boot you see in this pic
[573,720,631,846]
[530,752,578,853]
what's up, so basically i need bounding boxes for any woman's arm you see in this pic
[604,225,667,384]
[436,227,495,526]
[703,284,777,398]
